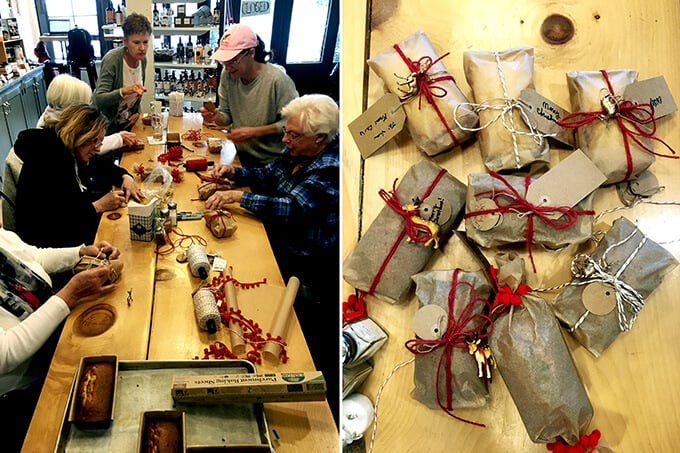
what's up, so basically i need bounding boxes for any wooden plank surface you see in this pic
[23,115,338,452]
[22,197,157,453]
[342,1,680,452]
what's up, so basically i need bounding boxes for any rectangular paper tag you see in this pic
[519,88,574,147]
[348,93,406,158]
[212,257,227,272]
[525,149,606,209]
[624,76,677,119]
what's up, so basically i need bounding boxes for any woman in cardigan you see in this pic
[92,13,151,134]
[14,104,141,248]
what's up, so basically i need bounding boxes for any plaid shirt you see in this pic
[235,141,339,257]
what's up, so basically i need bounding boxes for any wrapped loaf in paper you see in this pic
[551,216,678,357]
[464,172,594,250]
[409,269,492,410]
[367,30,478,156]
[564,70,653,184]
[463,47,549,171]
[343,160,466,304]
[491,294,593,444]
[204,210,237,238]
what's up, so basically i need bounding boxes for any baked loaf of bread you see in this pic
[75,362,115,426]
[144,419,181,453]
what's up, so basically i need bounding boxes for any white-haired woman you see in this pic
[205,94,339,423]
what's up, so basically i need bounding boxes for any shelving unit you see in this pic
[0,37,25,65]
[152,0,225,109]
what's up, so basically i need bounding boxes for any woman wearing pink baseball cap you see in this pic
[200,23,298,167]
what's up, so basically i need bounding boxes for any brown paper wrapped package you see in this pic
[463,47,549,171]
[565,70,653,185]
[410,269,491,410]
[551,216,678,357]
[343,160,466,304]
[367,30,478,156]
[464,172,594,249]
[491,295,593,444]
[204,210,237,238]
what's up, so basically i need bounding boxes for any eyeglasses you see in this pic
[282,127,303,141]
[90,137,104,148]
[224,50,249,67]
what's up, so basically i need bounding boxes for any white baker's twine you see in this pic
[594,197,680,223]
[368,357,414,453]
[533,228,647,333]
[454,51,553,169]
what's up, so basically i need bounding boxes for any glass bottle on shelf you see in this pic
[185,36,194,65]
[106,1,115,25]
[121,0,127,19]
[153,3,160,27]
[163,70,171,95]
[154,69,162,96]
[203,39,212,64]
[160,4,169,27]
[166,4,174,28]
[176,37,184,64]
[213,1,221,25]
[115,4,124,26]
[194,39,203,65]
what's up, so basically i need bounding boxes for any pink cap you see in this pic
[212,24,258,62]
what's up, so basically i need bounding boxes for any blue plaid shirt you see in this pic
[234,141,339,257]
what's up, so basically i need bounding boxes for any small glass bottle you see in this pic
[159,207,172,235]
[167,201,178,226]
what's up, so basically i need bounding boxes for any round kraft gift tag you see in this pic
[582,281,618,315]
[617,171,660,206]
[419,195,453,226]
[470,198,502,231]
[413,304,448,340]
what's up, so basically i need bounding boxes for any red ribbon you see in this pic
[342,292,367,325]
[393,44,460,147]
[405,269,492,426]
[368,169,447,295]
[558,69,677,182]
[207,210,233,236]
[488,265,531,315]
[464,172,595,273]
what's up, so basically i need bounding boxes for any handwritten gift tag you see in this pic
[348,93,406,158]
[519,88,574,147]
[623,76,677,119]
[525,149,606,209]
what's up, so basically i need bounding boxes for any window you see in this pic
[286,0,330,64]
[36,0,101,59]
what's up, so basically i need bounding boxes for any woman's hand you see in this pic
[126,112,141,130]
[93,190,125,213]
[205,190,244,210]
[119,131,138,147]
[120,175,142,202]
[79,241,120,260]
[57,266,116,309]
[211,164,235,180]
[122,83,146,98]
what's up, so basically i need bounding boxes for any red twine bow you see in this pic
[157,145,184,163]
[393,44,460,147]
[405,269,492,427]
[368,169,447,295]
[558,69,677,182]
[464,172,595,273]
[547,429,601,453]
[342,292,367,325]
[488,265,531,315]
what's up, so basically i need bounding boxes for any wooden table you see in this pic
[342,1,680,452]
[22,115,338,452]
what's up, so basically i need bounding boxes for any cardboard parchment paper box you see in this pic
[171,371,326,404]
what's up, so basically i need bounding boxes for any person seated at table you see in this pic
[92,13,151,135]
[199,23,299,167]
[2,75,140,233]
[204,94,339,424]
[14,104,142,249]
[0,227,119,453]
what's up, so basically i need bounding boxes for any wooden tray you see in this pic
[54,359,273,452]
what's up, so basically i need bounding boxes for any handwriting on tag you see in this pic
[519,88,574,147]
[624,76,677,119]
[525,149,606,209]
[348,93,406,158]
